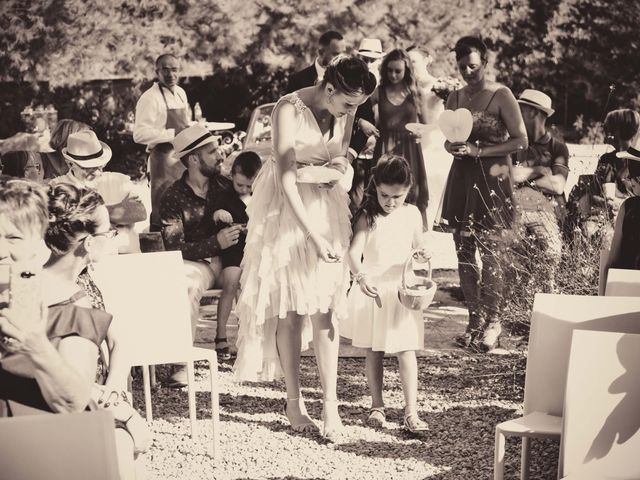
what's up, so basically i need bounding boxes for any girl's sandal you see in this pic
[366,407,386,428]
[403,412,429,434]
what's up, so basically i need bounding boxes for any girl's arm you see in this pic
[273,101,337,262]
[347,216,378,298]
[411,206,431,262]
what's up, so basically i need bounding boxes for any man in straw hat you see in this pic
[160,124,243,386]
[51,130,147,253]
[511,89,570,290]
[606,138,640,271]
[133,53,193,230]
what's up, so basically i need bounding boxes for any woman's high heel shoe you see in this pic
[283,398,318,433]
[321,399,343,442]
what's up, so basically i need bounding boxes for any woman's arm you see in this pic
[102,321,130,392]
[273,101,337,262]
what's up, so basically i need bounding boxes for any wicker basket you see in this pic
[397,249,437,310]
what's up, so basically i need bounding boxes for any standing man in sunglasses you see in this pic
[134,53,193,231]
[51,130,147,253]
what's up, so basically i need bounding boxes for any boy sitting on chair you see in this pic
[211,151,262,360]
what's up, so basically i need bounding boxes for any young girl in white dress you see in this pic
[343,154,430,433]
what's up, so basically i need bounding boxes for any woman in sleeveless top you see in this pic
[233,56,376,440]
[440,37,528,352]
[372,49,429,228]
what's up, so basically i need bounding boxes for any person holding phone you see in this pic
[0,177,111,417]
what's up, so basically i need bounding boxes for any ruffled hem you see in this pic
[233,161,351,382]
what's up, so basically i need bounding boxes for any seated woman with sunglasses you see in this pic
[43,183,142,479]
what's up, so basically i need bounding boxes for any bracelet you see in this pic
[476,146,483,160]
[354,272,367,283]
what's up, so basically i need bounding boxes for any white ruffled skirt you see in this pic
[232,160,351,381]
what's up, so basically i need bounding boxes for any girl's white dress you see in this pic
[233,92,354,381]
[342,204,425,353]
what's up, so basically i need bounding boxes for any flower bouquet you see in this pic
[431,77,463,102]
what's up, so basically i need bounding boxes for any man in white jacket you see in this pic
[133,54,192,230]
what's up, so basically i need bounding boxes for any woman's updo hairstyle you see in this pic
[0,177,49,237]
[45,183,105,256]
[453,36,489,64]
[354,154,413,229]
[322,54,377,96]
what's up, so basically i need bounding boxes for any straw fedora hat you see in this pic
[517,89,555,117]
[62,130,112,168]
[172,124,221,159]
[357,38,383,59]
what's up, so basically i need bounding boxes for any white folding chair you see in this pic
[560,330,640,479]
[598,248,610,296]
[0,410,120,480]
[493,293,640,480]
[91,251,220,461]
[604,268,640,297]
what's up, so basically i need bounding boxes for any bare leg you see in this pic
[310,310,342,435]
[365,349,385,408]
[276,312,316,432]
[397,350,428,431]
[114,429,136,480]
[216,267,241,341]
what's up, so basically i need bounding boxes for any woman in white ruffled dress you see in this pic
[233,55,376,440]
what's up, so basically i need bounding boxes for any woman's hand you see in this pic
[327,156,349,174]
[309,233,341,263]
[412,248,433,263]
[0,302,48,356]
[448,142,479,157]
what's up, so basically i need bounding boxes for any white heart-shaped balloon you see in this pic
[437,108,473,143]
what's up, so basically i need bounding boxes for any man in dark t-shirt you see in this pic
[512,89,570,290]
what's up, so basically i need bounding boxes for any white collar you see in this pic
[314,58,326,81]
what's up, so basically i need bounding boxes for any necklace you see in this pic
[464,86,487,104]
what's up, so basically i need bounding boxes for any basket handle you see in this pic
[402,248,432,290]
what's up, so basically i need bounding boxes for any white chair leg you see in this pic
[521,436,531,480]
[210,357,220,462]
[142,365,153,423]
[494,427,506,480]
[187,361,196,438]
[149,365,157,389]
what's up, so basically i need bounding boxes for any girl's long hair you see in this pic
[379,49,422,119]
[354,154,413,229]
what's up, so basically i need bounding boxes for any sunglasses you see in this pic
[78,227,119,242]
[25,163,42,173]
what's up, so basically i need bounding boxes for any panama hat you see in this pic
[172,124,221,159]
[517,89,555,117]
[616,137,640,161]
[357,38,383,59]
[62,130,112,168]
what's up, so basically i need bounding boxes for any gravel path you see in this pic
[132,351,559,480]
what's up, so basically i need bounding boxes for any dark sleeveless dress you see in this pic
[373,88,429,224]
[612,196,640,269]
[0,294,112,417]
[440,90,514,233]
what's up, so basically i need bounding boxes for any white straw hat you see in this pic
[172,124,221,159]
[357,38,383,59]
[62,130,112,168]
[517,89,555,117]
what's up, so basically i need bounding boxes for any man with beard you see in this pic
[160,124,242,387]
